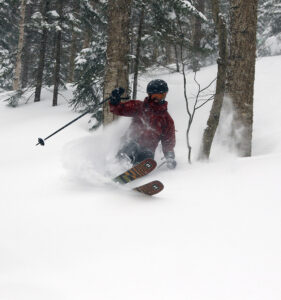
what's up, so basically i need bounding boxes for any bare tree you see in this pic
[183,71,216,163]
[175,8,215,163]
[199,0,228,160]
[103,0,132,126]
[13,0,27,91]
[226,0,258,156]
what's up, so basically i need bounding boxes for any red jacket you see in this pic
[110,97,176,155]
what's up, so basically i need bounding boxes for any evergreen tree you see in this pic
[70,0,107,129]
[258,0,281,56]
[130,0,210,74]
[0,0,20,89]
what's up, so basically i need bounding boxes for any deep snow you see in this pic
[0,56,281,300]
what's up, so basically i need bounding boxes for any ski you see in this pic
[113,158,164,196]
[134,180,164,196]
[113,158,157,184]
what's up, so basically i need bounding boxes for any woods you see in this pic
[1,3,281,296]
[0,0,280,160]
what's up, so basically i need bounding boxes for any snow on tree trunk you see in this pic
[103,0,132,126]
[226,0,258,156]
[13,0,27,91]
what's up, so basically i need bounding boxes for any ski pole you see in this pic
[36,96,128,146]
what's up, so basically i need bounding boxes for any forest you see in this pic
[0,0,281,157]
[1,1,281,299]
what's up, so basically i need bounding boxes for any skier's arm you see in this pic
[110,100,143,117]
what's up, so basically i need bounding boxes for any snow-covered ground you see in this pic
[0,56,280,300]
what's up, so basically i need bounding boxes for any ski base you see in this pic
[112,159,163,196]
[113,158,157,184]
[134,180,164,196]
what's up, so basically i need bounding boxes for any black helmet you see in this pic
[146,79,169,94]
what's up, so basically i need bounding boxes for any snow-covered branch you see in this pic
[178,0,207,21]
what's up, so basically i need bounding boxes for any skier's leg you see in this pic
[117,141,139,164]
[134,147,154,164]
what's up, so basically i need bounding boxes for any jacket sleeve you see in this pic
[161,114,176,155]
[110,100,143,117]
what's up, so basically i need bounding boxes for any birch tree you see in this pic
[226,0,258,156]
[103,0,132,126]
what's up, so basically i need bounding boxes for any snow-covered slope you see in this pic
[0,56,280,300]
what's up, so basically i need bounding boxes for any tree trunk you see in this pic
[226,0,258,156]
[191,0,205,72]
[52,0,64,107]
[103,0,132,126]
[21,2,34,89]
[34,0,51,102]
[132,5,144,99]
[199,0,227,160]
[174,45,180,72]
[68,0,80,83]
[13,0,27,91]
[83,30,91,49]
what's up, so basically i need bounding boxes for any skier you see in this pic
[109,79,176,169]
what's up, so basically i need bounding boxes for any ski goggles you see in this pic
[150,93,167,101]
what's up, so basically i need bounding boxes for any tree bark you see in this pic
[21,2,34,89]
[199,0,227,160]
[13,0,27,91]
[191,0,205,72]
[53,0,64,107]
[174,45,180,72]
[103,0,132,126]
[226,0,258,156]
[82,29,91,49]
[34,0,51,102]
[68,0,80,83]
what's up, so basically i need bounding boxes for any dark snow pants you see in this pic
[117,141,154,165]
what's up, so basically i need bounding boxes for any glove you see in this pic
[110,87,125,105]
[165,151,177,169]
